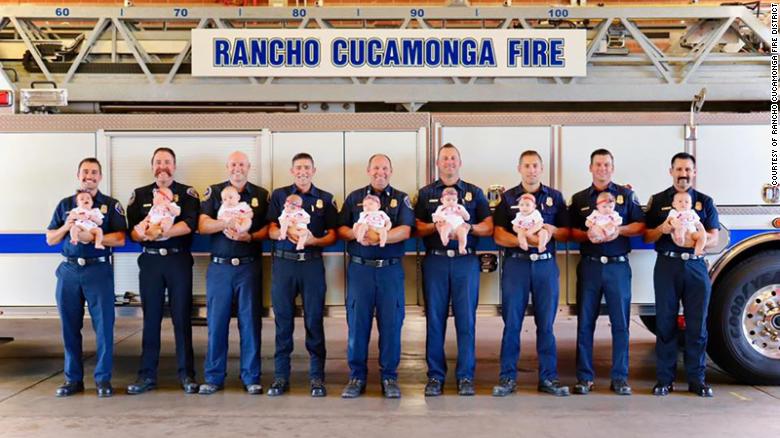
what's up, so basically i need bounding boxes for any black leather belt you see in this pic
[273,250,322,262]
[661,251,704,261]
[211,256,256,266]
[428,248,475,258]
[350,255,400,268]
[584,255,628,264]
[143,247,182,256]
[64,256,110,266]
[505,251,553,262]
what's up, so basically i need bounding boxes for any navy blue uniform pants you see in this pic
[346,262,405,381]
[576,258,632,381]
[271,257,327,380]
[204,261,262,386]
[653,256,711,384]
[422,254,480,381]
[499,257,560,381]
[55,261,115,383]
[137,252,195,381]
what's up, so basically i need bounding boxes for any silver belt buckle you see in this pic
[600,256,608,264]
[297,252,307,262]
[77,257,86,266]
[159,248,168,256]
[231,258,240,266]
[446,249,455,257]
[530,253,539,262]
[681,253,690,261]
[375,259,385,268]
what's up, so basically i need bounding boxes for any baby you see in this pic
[277,194,311,251]
[353,194,392,247]
[511,193,549,252]
[431,187,471,255]
[667,191,707,256]
[69,190,105,249]
[585,192,623,242]
[217,185,253,235]
[134,187,181,241]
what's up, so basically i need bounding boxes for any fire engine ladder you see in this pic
[0,4,771,109]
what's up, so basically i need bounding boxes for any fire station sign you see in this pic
[191,29,587,77]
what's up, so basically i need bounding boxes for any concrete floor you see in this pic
[0,314,777,438]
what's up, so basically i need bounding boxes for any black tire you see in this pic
[708,251,780,385]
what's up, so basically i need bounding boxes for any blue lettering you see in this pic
[214,38,230,66]
[269,39,285,66]
[549,38,564,67]
[425,39,440,65]
[287,38,302,66]
[532,39,548,67]
[402,39,423,66]
[332,38,348,67]
[367,39,383,67]
[479,39,496,66]
[304,38,320,66]
[384,39,400,66]
[442,39,458,66]
[232,39,248,66]
[507,39,521,67]
[349,39,365,66]
[461,39,477,66]
[250,39,267,66]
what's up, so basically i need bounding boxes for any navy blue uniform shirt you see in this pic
[568,182,645,257]
[414,179,491,251]
[48,191,127,258]
[340,184,415,259]
[200,181,269,258]
[266,184,339,254]
[126,181,200,250]
[645,186,719,253]
[493,184,568,254]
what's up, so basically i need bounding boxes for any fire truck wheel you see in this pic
[708,252,780,384]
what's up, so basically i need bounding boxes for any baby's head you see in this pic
[516,193,536,215]
[153,187,174,206]
[221,186,240,207]
[440,187,459,207]
[75,190,93,209]
[362,194,381,212]
[596,192,616,214]
[672,191,693,211]
[284,194,303,212]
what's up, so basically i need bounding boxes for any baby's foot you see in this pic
[70,238,78,245]
[95,244,105,250]
[518,239,529,251]
[537,243,546,252]
[459,246,467,255]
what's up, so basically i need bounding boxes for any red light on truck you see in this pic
[0,91,12,106]
[772,218,780,229]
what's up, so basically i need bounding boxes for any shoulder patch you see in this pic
[128,190,135,206]
[202,186,212,201]
[187,187,199,199]
[404,195,412,209]
[115,201,125,216]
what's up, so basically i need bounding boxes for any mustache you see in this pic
[154,169,171,177]
[676,176,690,183]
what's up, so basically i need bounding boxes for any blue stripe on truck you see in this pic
[1,229,774,254]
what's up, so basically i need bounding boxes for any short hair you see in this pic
[519,150,543,165]
[77,157,102,174]
[517,193,536,204]
[441,187,458,198]
[671,152,696,167]
[438,143,461,160]
[367,153,392,169]
[75,188,92,196]
[673,191,692,200]
[596,191,615,205]
[590,148,614,164]
[292,152,314,166]
[363,194,381,205]
[151,147,176,164]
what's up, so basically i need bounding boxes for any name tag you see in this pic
[661,206,671,211]
[143,203,152,208]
